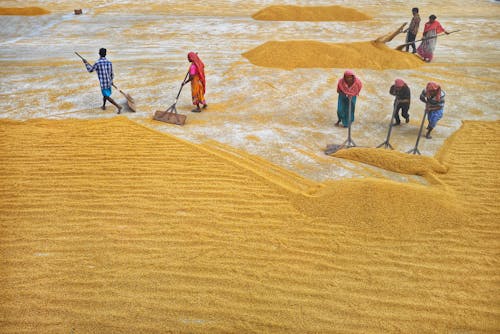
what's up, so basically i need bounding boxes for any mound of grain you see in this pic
[0,7,50,15]
[243,41,423,70]
[252,5,370,21]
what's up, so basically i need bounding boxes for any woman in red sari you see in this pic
[184,52,207,112]
[417,15,450,62]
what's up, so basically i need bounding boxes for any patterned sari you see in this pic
[417,20,445,62]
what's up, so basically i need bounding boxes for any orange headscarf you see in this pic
[188,52,206,90]
[337,70,363,97]
[426,82,441,101]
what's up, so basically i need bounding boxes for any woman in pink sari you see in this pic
[417,15,450,62]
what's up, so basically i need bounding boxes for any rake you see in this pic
[407,108,428,155]
[376,98,398,149]
[325,97,357,155]
[153,71,189,126]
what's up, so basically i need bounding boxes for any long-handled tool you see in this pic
[406,108,428,155]
[325,97,357,155]
[376,98,398,149]
[153,71,189,126]
[374,22,407,43]
[75,52,136,112]
[395,30,460,51]
[74,51,87,63]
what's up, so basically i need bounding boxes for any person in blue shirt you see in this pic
[82,48,122,113]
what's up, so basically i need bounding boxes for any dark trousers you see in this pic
[394,104,410,123]
[405,32,417,53]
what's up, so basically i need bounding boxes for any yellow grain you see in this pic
[243,41,423,70]
[252,5,371,21]
[0,7,50,15]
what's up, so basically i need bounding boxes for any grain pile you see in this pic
[252,5,371,21]
[243,41,423,70]
[0,117,498,333]
[0,7,50,15]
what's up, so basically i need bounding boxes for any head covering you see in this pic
[394,79,405,88]
[337,70,363,97]
[426,82,441,101]
[188,52,205,89]
[344,69,355,77]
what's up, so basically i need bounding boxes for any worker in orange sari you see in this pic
[183,52,207,112]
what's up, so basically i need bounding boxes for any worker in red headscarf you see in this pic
[335,70,363,128]
[389,79,411,125]
[184,52,207,112]
[420,82,446,139]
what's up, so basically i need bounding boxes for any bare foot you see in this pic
[117,106,122,114]
[101,106,106,110]
[202,104,208,109]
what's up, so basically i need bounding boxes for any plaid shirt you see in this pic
[409,14,421,35]
[86,57,113,89]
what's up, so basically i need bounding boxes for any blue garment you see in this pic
[337,93,356,127]
[427,108,443,128]
[101,88,112,97]
[420,89,445,108]
[86,57,113,89]
[420,89,445,128]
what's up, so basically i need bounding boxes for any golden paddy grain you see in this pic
[252,5,371,22]
[243,41,423,70]
[0,118,498,333]
[0,7,50,16]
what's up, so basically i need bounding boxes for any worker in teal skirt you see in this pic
[335,70,363,128]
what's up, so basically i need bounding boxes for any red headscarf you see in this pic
[188,52,206,89]
[394,79,405,88]
[426,82,442,101]
[337,70,363,97]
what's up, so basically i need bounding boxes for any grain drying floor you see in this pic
[0,117,498,333]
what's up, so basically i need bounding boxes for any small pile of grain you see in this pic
[333,147,448,178]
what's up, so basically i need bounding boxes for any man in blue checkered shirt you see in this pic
[83,48,122,113]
